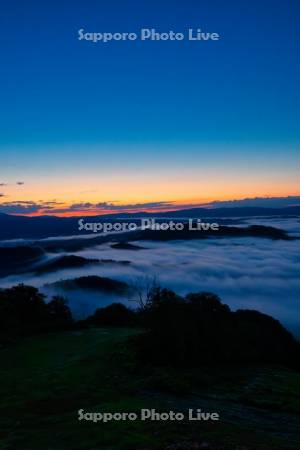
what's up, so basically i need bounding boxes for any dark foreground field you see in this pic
[1,328,300,450]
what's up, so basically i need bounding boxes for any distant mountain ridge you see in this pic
[0,206,299,240]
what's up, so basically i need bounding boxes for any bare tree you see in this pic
[130,275,159,310]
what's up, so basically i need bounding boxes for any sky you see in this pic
[0,0,299,216]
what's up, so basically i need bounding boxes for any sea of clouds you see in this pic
[1,217,300,335]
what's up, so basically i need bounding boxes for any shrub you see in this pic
[86,303,136,327]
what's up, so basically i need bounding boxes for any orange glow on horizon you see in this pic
[1,171,299,217]
[14,191,300,217]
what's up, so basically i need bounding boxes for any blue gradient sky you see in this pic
[0,0,299,214]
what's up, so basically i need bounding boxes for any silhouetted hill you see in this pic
[158,206,300,218]
[131,224,290,241]
[43,224,292,252]
[0,224,291,258]
[0,206,299,239]
[0,213,77,240]
[35,255,99,274]
[0,246,45,276]
[34,255,131,275]
[110,242,147,250]
[48,275,130,294]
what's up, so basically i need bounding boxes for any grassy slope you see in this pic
[0,328,300,450]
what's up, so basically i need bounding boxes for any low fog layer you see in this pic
[0,217,299,334]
